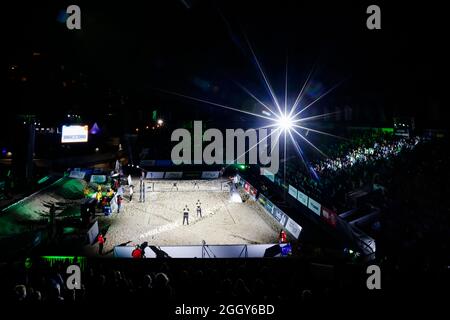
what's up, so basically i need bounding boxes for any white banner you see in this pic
[285,218,302,239]
[110,194,118,213]
[69,171,86,179]
[297,190,309,206]
[87,221,99,245]
[201,171,220,179]
[146,172,164,179]
[113,244,279,258]
[288,185,298,198]
[308,197,321,215]
[164,172,183,179]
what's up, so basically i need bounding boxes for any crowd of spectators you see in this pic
[283,131,422,211]
[0,258,371,310]
[314,136,420,174]
[2,252,447,311]
[282,131,450,271]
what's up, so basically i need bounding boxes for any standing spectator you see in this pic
[106,188,114,199]
[13,285,27,302]
[196,200,202,217]
[129,185,134,202]
[279,230,287,243]
[96,190,102,207]
[117,185,125,197]
[98,233,105,255]
[183,206,189,225]
[117,195,123,213]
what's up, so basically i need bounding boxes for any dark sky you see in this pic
[4,0,447,129]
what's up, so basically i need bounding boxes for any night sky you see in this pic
[4,0,447,132]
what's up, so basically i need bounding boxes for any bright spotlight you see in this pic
[277,115,293,131]
[157,119,164,125]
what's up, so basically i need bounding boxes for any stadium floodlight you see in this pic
[277,114,294,131]
[157,37,345,175]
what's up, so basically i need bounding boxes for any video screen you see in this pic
[61,125,89,143]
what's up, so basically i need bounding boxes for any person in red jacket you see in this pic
[98,233,105,255]
[131,245,143,258]
[279,230,287,243]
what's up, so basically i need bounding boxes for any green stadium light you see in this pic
[41,256,87,270]
[37,176,50,184]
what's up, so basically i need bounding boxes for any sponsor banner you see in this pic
[308,197,321,215]
[321,207,338,228]
[261,168,275,182]
[258,193,268,206]
[164,172,183,179]
[146,172,164,179]
[257,193,273,215]
[69,171,86,179]
[264,198,274,215]
[272,206,288,226]
[243,182,258,199]
[259,195,288,227]
[201,171,220,179]
[280,213,288,227]
[90,175,107,184]
[249,185,258,198]
[285,218,302,239]
[288,185,298,198]
[140,160,156,167]
[297,190,309,206]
